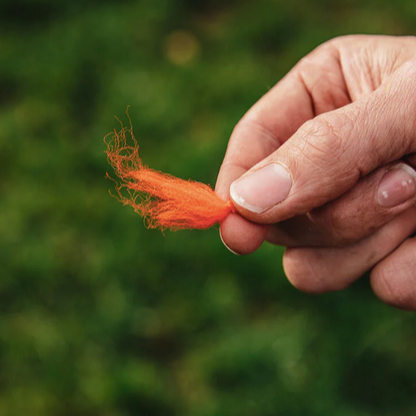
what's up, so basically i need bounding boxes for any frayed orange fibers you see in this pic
[104,113,236,231]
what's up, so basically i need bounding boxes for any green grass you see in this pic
[1,0,416,415]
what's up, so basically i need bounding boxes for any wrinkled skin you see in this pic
[216,35,416,311]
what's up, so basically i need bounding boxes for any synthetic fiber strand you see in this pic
[104,115,235,231]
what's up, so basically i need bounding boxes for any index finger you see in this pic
[216,74,312,254]
[216,44,350,254]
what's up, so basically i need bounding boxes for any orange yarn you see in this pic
[104,113,236,231]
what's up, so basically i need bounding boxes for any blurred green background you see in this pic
[1,0,416,415]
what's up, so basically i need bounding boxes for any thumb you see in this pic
[230,58,416,224]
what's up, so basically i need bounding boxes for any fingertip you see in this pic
[219,213,268,255]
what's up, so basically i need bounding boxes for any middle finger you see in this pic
[267,161,416,247]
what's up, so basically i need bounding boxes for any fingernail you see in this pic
[378,163,416,208]
[219,229,240,256]
[230,163,292,214]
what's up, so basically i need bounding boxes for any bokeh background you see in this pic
[1,0,416,415]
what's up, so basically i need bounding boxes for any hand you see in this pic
[216,35,416,310]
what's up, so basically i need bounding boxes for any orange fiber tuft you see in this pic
[104,112,236,231]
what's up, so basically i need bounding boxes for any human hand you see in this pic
[216,35,416,310]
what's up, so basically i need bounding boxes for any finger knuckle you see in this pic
[313,114,353,157]
[297,113,354,170]
[297,35,349,68]
[307,208,355,246]
[328,34,367,48]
